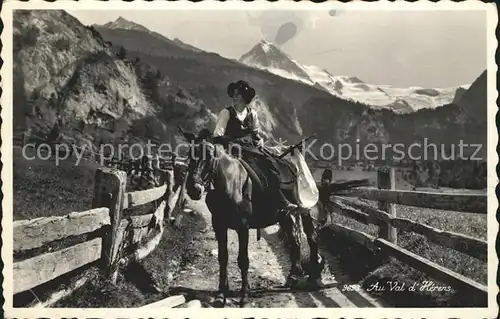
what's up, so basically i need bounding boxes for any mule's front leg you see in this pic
[214,227,228,307]
[237,228,250,307]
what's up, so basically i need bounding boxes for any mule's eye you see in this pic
[207,144,215,157]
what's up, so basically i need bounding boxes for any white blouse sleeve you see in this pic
[213,109,230,137]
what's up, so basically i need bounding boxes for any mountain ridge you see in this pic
[94,20,487,158]
[239,39,471,114]
[100,17,150,33]
[13,10,487,164]
[96,17,202,54]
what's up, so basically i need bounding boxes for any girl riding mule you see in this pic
[179,127,325,308]
[213,80,298,216]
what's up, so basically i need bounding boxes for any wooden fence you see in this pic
[13,165,184,308]
[318,166,488,303]
[14,131,188,170]
[105,154,187,175]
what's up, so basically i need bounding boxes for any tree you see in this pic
[113,117,128,135]
[117,46,126,60]
[142,70,161,105]
[176,89,186,99]
[47,121,61,143]
[78,119,86,133]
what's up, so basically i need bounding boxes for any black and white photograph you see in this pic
[2,0,497,317]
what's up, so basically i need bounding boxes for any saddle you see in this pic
[236,147,298,199]
[222,139,318,209]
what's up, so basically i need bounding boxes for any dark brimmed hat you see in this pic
[227,80,256,104]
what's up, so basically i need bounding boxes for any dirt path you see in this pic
[168,196,385,308]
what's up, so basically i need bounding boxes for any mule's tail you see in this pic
[257,229,262,241]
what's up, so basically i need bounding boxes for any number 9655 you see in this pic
[342,284,361,291]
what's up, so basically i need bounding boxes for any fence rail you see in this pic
[13,208,110,252]
[328,197,488,262]
[320,166,488,303]
[124,184,168,209]
[335,187,487,214]
[14,131,188,170]
[13,156,185,307]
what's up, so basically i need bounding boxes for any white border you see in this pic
[2,0,498,318]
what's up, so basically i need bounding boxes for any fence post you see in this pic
[377,166,397,244]
[155,154,161,171]
[164,168,175,221]
[22,132,26,148]
[92,168,127,276]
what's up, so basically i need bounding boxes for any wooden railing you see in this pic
[319,166,488,303]
[13,208,110,296]
[106,155,187,172]
[13,131,187,170]
[13,166,184,308]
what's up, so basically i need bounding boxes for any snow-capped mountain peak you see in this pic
[239,40,470,113]
[239,39,313,84]
[259,39,275,54]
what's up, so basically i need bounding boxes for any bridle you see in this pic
[189,141,220,189]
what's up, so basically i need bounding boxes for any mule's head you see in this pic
[179,127,216,200]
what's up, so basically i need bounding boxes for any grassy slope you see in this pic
[13,145,206,307]
[13,146,98,220]
[54,211,206,308]
[316,169,487,307]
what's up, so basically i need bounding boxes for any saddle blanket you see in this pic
[237,144,319,209]
[282,148,319,209]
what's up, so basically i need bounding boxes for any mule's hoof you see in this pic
[294,276,311,290]
[307,276,324,289]
[240,301,252,308]
[285,274,299,288]
[213,293,226,308]
[213,297,226,308]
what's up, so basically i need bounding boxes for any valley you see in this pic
[14,12,486,152]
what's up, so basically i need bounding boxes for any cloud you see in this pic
[246,10,305,46]
[329,9,341,17]
[274,21,298,46]
[246,9,344,46]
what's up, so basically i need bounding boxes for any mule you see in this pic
[179,128,324,307]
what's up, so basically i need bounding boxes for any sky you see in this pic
[68,9,487,88]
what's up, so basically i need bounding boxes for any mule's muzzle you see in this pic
[188,182,204,200]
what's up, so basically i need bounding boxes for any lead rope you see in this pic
[204,144,220,189]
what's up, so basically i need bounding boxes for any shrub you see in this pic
[176,89,186,99]
[117,46,127,60]
[54,38,71,51]
[113,118,129,135]
[86,25,104,42]
[14,25,40,51]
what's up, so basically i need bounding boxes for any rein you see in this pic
[193,143,221,188]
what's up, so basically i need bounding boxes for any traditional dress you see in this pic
[214,106,262,146]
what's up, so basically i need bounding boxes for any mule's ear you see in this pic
[178,125,195,142]
[198,128,212,141]
[184,132,196,143]
[178,125,186,135]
